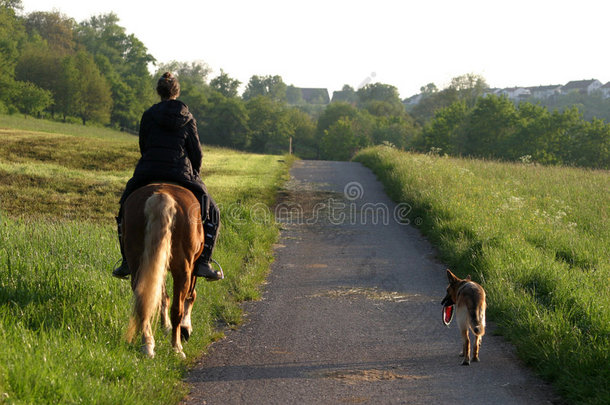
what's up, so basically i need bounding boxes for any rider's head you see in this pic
[157,72,180,100]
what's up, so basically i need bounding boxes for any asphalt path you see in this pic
[183,160,559,405]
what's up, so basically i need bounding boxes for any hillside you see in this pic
[0,115,292,404]
[355,146,609,405]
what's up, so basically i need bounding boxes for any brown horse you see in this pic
[123,183,203,358]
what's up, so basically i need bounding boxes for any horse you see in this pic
[122,183,203,358]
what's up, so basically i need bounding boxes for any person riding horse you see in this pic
[113,72,223,281]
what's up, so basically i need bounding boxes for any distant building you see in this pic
[299,88,330,104]
[527,85,562,99]
[561,79,602,95]
[600,82,610,99]
[498,87,531,101]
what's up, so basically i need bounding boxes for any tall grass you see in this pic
[0,115,293,403]
[354,146,609,405]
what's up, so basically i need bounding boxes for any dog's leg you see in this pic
[473,334,482,362]
[461,328,470,365]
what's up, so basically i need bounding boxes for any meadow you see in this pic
[354,146,609,405]
[0,115,292,404]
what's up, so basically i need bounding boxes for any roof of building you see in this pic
[562,79,600,90]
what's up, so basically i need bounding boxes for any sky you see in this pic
[19,0,610,99]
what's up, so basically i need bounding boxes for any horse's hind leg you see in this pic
[181,289,197,341]
[160,282,171,335]
[171,270,188,358]
[141,320,155,358]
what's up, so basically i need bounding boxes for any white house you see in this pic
[527,85,562,99]
[498,87,531,101]
[600,82,610,99]
[561,79,602,95]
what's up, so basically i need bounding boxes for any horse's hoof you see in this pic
[181,326,190,341]
[142,346,155,359]
[173,348,186,359]
[472,357,480,362]
[461,360,470,366]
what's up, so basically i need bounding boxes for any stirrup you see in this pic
[209,259,224,281]
[196,259,224,281]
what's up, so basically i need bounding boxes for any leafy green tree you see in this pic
[200,91,250,149]
[320,117,369,161]
[448,73,488,107]
[410,87,459,124]
[242,75,287,102]
[25,11,76,54]
[0,1,26,108]
[332,84,357,104]
[72,51,112,125]
[11,80,52,116]
[316,101,358,135]
[77,13,155,129]
[569,118,610,168]
[419,100,469,154]
[373,115,418,149]
[245,96,292,153]
[356,83,405,116]
[285,107,316,158]
[286,85,303,105]
[210,69,241,98]
[465,95,517,158]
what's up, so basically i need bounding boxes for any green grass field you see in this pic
[354,146,609,405]
[0,115,293,404]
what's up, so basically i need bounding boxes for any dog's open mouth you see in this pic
[442,304,455,326]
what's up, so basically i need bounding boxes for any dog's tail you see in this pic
[470,295,486,336]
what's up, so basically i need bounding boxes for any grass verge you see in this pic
[0,114,294,404]
[354,146,609,405]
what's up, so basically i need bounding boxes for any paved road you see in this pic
[183,160,559,405]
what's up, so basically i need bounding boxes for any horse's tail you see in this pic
[127,192,177,344]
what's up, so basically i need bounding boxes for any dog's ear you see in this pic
[446,269,459,283]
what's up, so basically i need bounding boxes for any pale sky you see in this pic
[19,0,610,99]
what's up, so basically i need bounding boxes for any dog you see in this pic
[441,269,486,365]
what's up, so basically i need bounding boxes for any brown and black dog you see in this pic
[441,269,486,365]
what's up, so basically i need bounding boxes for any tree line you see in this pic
[1,1,608,169]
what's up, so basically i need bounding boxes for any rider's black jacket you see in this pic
[119,99,207,205]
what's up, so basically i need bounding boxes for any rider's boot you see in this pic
[194,220,223,281]
[112,216,130,279]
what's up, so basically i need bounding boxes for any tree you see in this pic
[448,73,488,107]
[0,2,26,108]
[286,85,303,105]
[357,83,401,105]
[200,91,250,149]
[419,101,469,154]
[316,101,359,136]
[72,51,112,125]
[77,13,155,129]
[11,80,52,116]
[25,11,76,54]
[285,107,316,158]
[15,43,61,99]
[210,69,241,98]
[245,96,291,153]
[465,95,517,158]
[321,118,366,161]
[242,75,287,102]
[373,115,418,149]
